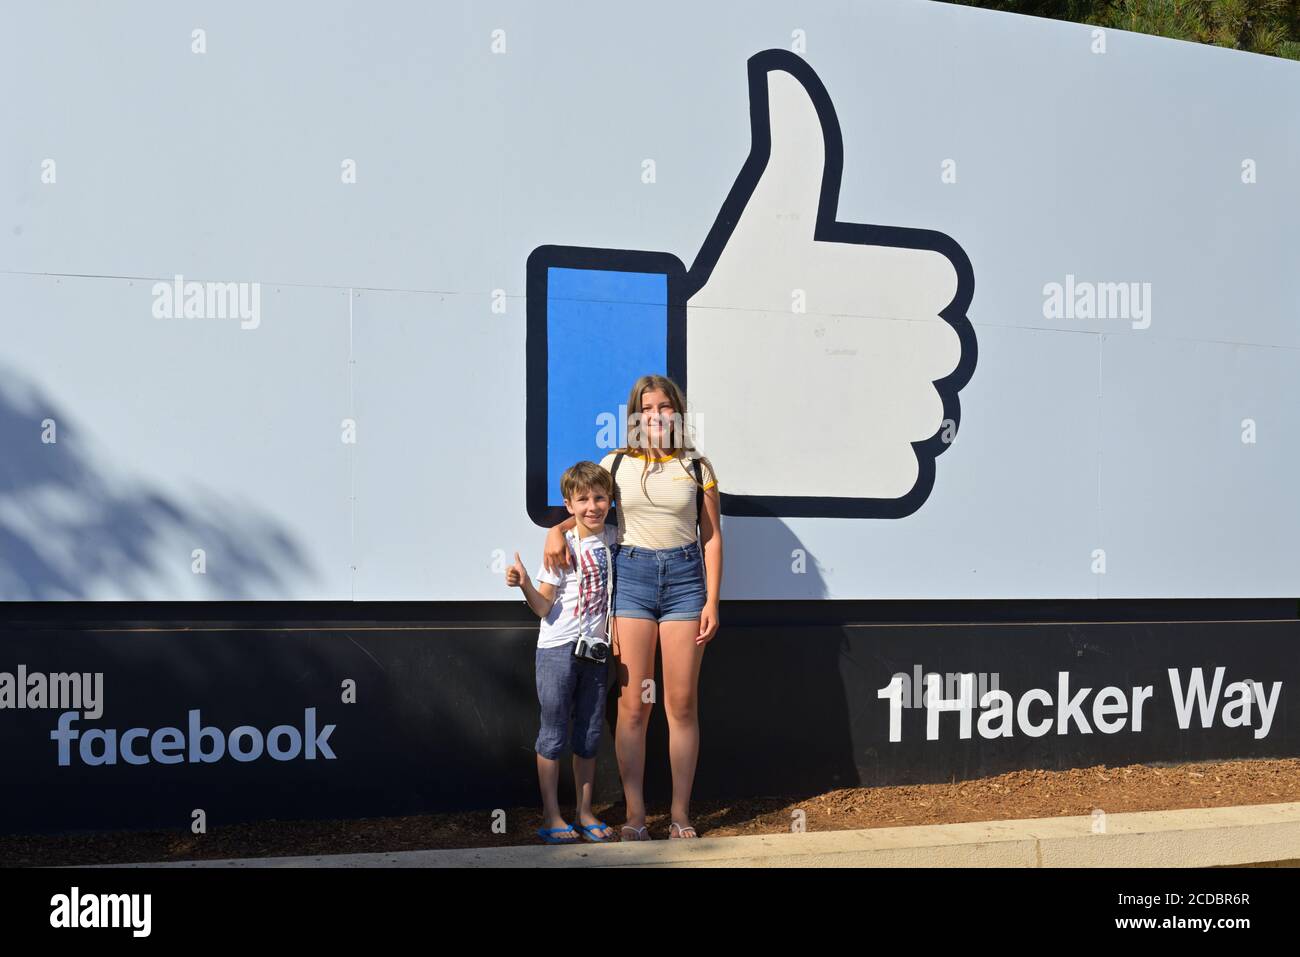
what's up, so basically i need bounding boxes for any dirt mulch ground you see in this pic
[5,757,1299,867]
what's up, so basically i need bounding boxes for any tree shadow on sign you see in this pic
[0,368,315,599]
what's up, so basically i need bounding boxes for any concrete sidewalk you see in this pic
[97,801,1300,868]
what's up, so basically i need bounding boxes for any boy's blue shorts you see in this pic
[611,540,707,622]
[535,644,609,760]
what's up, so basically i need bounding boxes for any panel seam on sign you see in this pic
[43,617,1300,634]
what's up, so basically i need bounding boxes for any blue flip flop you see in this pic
[579,821,613,843]
[537,824,579,845]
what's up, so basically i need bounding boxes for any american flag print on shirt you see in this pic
[572,539,610,635]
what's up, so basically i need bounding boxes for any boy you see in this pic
[505,461,617,843]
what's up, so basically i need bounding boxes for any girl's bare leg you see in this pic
[613,615,658,830]
[659,618,706,832]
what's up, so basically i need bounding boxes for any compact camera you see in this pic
[573,633,610,663]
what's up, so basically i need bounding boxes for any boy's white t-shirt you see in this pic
[534,526,616,650]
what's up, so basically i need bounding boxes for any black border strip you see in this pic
[1,598,1294,630]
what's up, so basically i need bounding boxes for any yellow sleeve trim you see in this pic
[702,481,717,490]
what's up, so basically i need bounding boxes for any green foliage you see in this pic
[947,0,1300,58]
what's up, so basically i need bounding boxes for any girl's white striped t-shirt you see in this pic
[599,450,716,550]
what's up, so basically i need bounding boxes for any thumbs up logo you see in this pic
[527,50,975,526]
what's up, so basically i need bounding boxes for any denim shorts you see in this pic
[611,540,707,623]
[535,644,609,760]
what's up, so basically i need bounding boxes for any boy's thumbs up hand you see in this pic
[505,551,528,588]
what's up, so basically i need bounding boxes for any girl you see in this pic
[541,374,722,840]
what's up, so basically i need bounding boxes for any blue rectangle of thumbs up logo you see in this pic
[525,246,688,527]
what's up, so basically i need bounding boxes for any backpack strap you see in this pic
[609,452,624,497]
[606,451,626,637]
[609,452,624,521]
[693,457,704,539]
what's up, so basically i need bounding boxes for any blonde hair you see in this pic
[617,374,716,501]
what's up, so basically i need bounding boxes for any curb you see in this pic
[96,801,1300,868]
